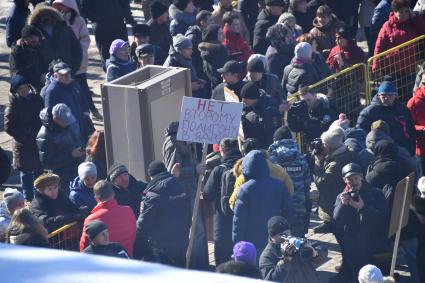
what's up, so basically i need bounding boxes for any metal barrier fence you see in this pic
[48,221,81,251]
[367,35,425,103]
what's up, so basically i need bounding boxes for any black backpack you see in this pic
[219,165,237,216]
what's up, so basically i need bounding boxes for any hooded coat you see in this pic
[136,171,191,267]
[4,89,44,171]
[168,4,195,36]
[407,86,425,157]
[30,189,81,232]
[253,8,279,54]
[373,12,425,73]
[148,18,173,62]
[69,176,97,211]
[52,0,90,74]
[282,57,322,98]
[265,43,294,82]
[356,94,416,156]
[203,149,242,265]
[105,55,137,82]
[232,151,294,255]
[28,5,82,74]
[223,25,252,62]
[326,40,365,72]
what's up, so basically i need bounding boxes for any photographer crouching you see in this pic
[331,163,389,283]
[259,216,327,283]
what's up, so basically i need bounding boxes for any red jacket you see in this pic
[223,25,252,62]
[373,12,425,72]
[79,199,136,257]
[407,87,425,157]
[326,41,365,71]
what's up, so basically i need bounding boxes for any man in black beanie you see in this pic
[241,81,282,149]
[83,220,129,258]
[148,1,173,66]
[134,160,191,267]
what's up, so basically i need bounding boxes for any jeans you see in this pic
[20,169,42,201]
[399,238,420,283]
[74,73,97,113]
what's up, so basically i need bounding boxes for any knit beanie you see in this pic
[85,220,108,242]
[247,54,267,72]
[109,39,128,56]
[10,75,28,93]
[247,57,265,73]
[278,12,296,24]
[233,241,257,265]
[377,80,397,95]
[173,0,190,11]
[294,42,313,60]
[321,126,345,150]
[78,162,97,180]
[107,164,129,182]
[150,1,169,19]
[358,265,384,283]
[52,103,76,126]
[240,81,260,100]
[173,34,192,51]
[267,216,290,236]
[418,177,425,199]
[34,173,60,191]
[201,24,220,42]
[3,188,25,211]
[148,161,167,177]
[265,0,285,7]
[290,0,306,10]
[273,126,292,141]
[21,25,42,39]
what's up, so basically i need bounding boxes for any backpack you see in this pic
[219,165,237,216]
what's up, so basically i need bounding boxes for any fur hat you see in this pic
[321,126,345,149]
[34,173,60,191]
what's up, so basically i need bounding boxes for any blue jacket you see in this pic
[106,55,137,82]
[168,4,195,36]
[232,150,294,254]
[5,3,30,47]
[371,0,391,36]
[356,94,416,156]
[69,177,97,211]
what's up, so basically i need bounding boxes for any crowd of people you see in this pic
[1,0,425,282]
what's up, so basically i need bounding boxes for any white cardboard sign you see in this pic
[177,97,243,144]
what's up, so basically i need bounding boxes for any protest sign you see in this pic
[177,97,243,144]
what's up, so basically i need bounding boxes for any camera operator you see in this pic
[286,86,337,145]
[259,216,327,283]
[332,163,389,282]
[313,126,352,234]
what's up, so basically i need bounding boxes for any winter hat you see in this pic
[21,25,42,39]
[109,39,128,56]
[233,241,257,265]
[148,161,167,177]
[243,138,261,155]
[136,44,155,57]
[247,54,267,72]
[247,56,265,73]
[150,0,169,19]
[10,75,28,93]
[173,0,190,11]
[201,24,220,42]
[85,220,108,242]
[78,162,97,180]
[321,126,345,149]
[240,81,260,100]
[377,80,397,95]
[34,173,60,191]
[294,42,313,60]
[358,264,384,283]
[265,0,285,7]
[173,34,192,51]
[278,12,296,24]
[267,216,290,236]
[417,177,425,198]
[132,24,150,37]
[107,164,129,182]
[3,188,25,211]
[290,0,306,10]
[52,103,76,126]
[273,126,292,141]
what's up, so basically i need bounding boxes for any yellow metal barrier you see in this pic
[367,35,425,103]
[48,221,81,251]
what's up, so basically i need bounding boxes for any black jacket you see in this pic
[241,94,282,149]
[111,175,146,219]
[81,0,132,27]
[282,58,322,98]
[7,226,50,248]
[357,94,416,156]
[4,90,44,171]
[266,44,294,82]
[253,8,279,54]
[198,42,230,90]
[148,19,173,62]
[0,147,11,187]
[212,80,245,101]
[9,42,44,92]
[136,172,191,267]
[83,243,129,258]
[28,6,82,74]
[30,190,82,232]
[203,149,242,264]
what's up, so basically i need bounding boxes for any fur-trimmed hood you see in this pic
[28,4,64,26]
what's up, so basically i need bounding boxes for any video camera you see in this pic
[309,138,323,155]
[280,236,316,259]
